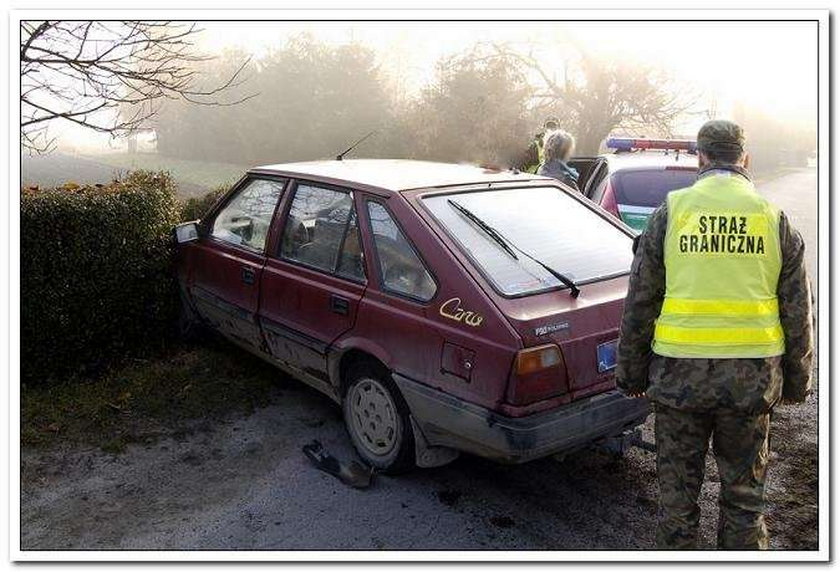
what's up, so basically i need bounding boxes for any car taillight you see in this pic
[600,180,620,218]
[506,344,569,405]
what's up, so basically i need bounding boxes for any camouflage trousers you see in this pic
[654,403,771,550]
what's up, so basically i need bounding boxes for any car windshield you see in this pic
[613,168,697,207]
[423,186,633,296]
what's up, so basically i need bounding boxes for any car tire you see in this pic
[343,362,416,474]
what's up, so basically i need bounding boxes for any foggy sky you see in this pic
[42,19,818,152]
[197,20,818,126]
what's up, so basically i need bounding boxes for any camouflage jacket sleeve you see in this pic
[777,211,815,402]
[615,204,667,394]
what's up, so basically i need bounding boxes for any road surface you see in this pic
[20,168,819,551]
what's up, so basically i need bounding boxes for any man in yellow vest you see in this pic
[519,117,560,173]
[616,120,814,549]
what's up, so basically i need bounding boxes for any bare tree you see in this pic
[20,20,252,153]
[490,44,697,154]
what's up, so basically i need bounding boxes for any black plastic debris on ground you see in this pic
[302,439,374,489]
[489,515,515,529]
[436,489,463,507]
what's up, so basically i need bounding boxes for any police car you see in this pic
[570,138,699,232]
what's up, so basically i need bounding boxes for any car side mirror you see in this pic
[174,221,199,244]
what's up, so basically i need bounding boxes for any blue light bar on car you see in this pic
[607,138,697,153]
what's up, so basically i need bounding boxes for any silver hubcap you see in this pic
[348,378,398,456]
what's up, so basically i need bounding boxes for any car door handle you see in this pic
[330,295,350,316]
[241,266,256,285]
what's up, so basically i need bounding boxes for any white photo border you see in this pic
[7,7,830,563]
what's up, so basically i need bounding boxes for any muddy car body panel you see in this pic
[175,160,650,467]
[395,377,649,463]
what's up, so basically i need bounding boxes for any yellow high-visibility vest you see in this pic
[652,173,785,358]
[536,129,557,165]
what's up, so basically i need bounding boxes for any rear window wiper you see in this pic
[447,199,519,260]
[447,199,581,298]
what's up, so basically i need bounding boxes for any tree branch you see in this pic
[20,20,254,152]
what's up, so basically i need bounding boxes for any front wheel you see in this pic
[342,363,415,474]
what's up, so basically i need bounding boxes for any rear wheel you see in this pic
[343,362,415,473]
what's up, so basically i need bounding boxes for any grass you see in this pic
[82,152,247,197]
[21,340,284,453]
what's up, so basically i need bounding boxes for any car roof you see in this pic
[250,159,549,193]
[602,150,699,171]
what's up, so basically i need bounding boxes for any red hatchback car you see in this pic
[174,160,650,472]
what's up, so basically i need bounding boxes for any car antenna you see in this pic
[336,130,378,161]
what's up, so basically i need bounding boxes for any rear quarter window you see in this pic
[367,201,437,302]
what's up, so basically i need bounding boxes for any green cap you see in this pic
[697,120,745,154]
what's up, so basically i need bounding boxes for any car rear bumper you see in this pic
[393,374,651,464]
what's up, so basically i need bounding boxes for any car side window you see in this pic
[366,201,436,302]
[280,183,365,282]
[335,209,366,282]
[584,161,608,199]
[211,178,285,252]
[590,175,610,203]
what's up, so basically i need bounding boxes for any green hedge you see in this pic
[178,185,225,223]
[21,171,181,384]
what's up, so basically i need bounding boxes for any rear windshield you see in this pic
[613,168,696,207]
[422,186,633,297]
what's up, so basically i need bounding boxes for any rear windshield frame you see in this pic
[415,182,635,300]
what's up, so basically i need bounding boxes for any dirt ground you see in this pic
[20,385,818,551]
[19,168,819,551]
